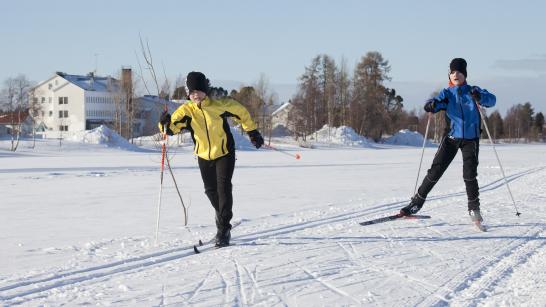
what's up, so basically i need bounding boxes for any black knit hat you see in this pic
[449,58,467,78]
[185,71,210,94]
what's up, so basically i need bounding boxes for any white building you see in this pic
[31,71,131,138]
[271,102,294,130]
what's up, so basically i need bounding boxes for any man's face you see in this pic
[449,71,466,86]
[189,90,207,103]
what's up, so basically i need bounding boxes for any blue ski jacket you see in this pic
[431,84,496,139]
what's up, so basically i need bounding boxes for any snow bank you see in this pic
[383,129,433,146]
[68,125,140,150]
[309,125,373,147]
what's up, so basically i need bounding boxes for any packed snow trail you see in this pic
[1,141,545,306]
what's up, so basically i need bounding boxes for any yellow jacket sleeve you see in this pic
[222,98,258,132]
[169,104,192,134]
[158,104,191,134]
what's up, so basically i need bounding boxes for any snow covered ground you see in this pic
[1,131,545,306]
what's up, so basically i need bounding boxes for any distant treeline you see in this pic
[2,51,544,143]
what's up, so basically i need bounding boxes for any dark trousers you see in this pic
[417,136,481,210]
[198,152,236,231]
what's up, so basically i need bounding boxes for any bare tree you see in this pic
[487,110,504,141]
[336,56,351,127]
[137,35,187,227]
[352,51,391,140]
[172,74,188,100]
[28,86,45,149]
[504,102,534,143]
[295,56,321,136]
[1,75,31,151]
[254,73,276,135]
[319,55,337,140]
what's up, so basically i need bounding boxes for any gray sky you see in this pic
[1,0,545,114]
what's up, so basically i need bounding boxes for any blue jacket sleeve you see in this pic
[476,87,496,108]
[432,89,449,112]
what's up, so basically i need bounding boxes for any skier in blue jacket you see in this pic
[400,58,496,223]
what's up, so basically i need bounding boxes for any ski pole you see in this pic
[263,143,301,160]
[413,112,432,195]
[473,100,521,216]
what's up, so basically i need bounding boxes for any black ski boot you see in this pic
[215,226,231,248]
[400,195,425,216]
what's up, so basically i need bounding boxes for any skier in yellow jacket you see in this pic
[159,71,264,247]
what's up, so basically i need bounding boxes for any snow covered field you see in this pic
[1,132,545,306]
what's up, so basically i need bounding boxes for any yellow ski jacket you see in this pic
[160,97,257,160]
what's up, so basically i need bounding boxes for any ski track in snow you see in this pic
[1,165,545,305]
[294,261,361,305]
[450,231,546,306]
[417,225,545,307]
[184,268,214,303]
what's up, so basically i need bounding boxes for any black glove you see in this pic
[424,98,436,113]
[247,130,264,149]
[470,86,481,102]
[159,111,174,135]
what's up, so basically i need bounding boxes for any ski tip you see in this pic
[193,245,201,254]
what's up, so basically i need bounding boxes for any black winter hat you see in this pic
[185,71,210,94]
[449,58,467,78]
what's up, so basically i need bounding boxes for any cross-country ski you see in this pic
[359,213,432,226]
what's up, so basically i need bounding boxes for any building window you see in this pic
[49,111,53,117]
[64,110,68,117]
[48,83,52,89]
[41,97,45,103]
[59,125,69,131]
[58,97,68,104]
[59,110,63,118]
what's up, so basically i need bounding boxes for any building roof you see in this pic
[59,72,120,92]
[271,102,293,116]
[0,110,30,125]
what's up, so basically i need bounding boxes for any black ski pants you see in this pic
[198,151,236,232]
[416,136,480,210]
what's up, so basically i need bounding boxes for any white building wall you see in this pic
[54,80,86,132]
[33,75,85,137]
[84,92,117,127]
